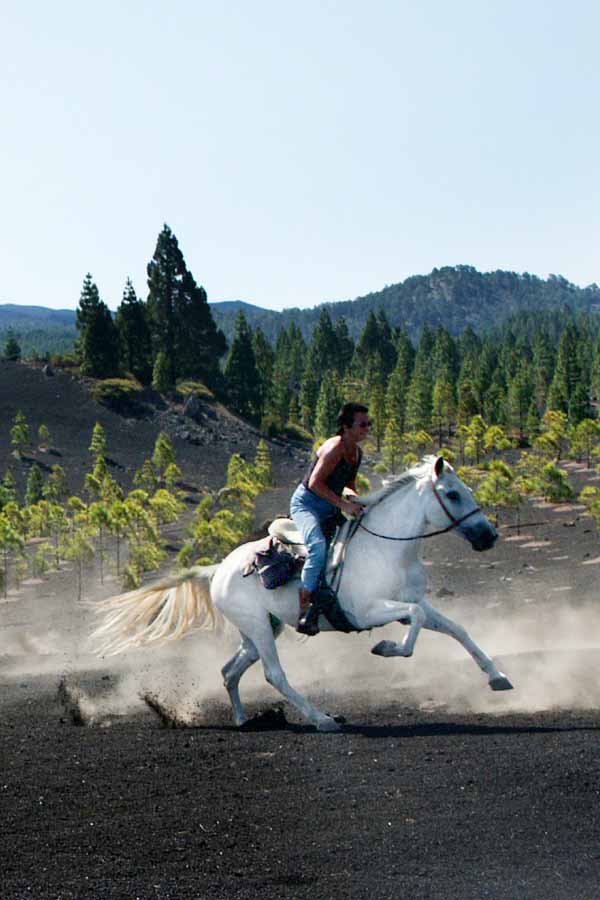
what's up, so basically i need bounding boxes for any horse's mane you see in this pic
[361,455,439,507]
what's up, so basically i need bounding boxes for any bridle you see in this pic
[355,480,482,542]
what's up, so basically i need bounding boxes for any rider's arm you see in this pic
[308,442,362,516]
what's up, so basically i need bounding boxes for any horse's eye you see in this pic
[446,490,460,503]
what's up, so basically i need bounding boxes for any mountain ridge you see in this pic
[2,265,599,351]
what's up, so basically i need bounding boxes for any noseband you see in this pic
[356,481,482,542]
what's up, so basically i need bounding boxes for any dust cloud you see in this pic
[2,563,600,725]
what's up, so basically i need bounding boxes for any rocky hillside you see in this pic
[0,360,309,500]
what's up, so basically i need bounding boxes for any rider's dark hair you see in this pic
[336,402,369,435]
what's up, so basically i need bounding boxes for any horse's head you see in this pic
[426,456,498,552]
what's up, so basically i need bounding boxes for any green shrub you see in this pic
[175,380,215,401]
[281,422,313,444]
[373,462,389,474]
[49,353,80,369]
[91,378,142,409]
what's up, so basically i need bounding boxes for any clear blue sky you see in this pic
[2,0,599,311]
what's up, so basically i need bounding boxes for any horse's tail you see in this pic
[90,565,221,657]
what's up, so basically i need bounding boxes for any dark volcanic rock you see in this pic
[0,360,292,498]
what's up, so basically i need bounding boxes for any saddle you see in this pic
[267,516,352,579]
[242,516,361,633]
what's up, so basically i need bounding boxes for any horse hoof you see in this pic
[317,716,342,733]
[489,674,514,691]
[371,640,397,657]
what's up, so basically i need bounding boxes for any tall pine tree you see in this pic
[224,312,261,421]
[115,279,152,384]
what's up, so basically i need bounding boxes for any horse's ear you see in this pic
[434,456,445,479]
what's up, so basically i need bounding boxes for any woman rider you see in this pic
[290,402,371,635]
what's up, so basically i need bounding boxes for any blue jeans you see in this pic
[290,483,337,593]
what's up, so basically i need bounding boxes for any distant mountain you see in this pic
[0,304,76,327]
[2,266,600,353]
[209,266,600,343]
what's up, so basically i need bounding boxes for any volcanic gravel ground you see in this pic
[2,682,600,900]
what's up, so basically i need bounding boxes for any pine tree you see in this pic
[25,464,44,506]
[134,460,160,494]
[375,310,397,377]
[2,470,17,504]
[77,274,120,377]
[37,424,51,452]
[457,379,480,426]
[535,410,569,460]
[314,371,342,439]
[532,327,555,408]
[354,311,380,374]
[405,326,435,432]
[385,333,414,434]
[333,317,355,375]
[507,363,534,440]
[431,370,456,447]
[432,327,459,382]
[382,417,404,473]
[464,415,487,464]
[482,381,508,428]
[568,382,591,424]
[224,312,262,421]
[299,364,320,431]
[570,419,600,467]
[89,422,107,461]
[547,323,581,414]
[385,365,409,435]
[10,410,31,458]
[254,439,273,487]
[152,351,173,393]
[368,374,386,453]
[43,464,69,503]
[152,432,176,475]
[3,328,21,361]
[395,329,415,383]
[525,400,541,441]
[252,326,275,421]
[147,225,226,389]
[115,279,152,384]
[146,226,181,386]
[173,269,227,386]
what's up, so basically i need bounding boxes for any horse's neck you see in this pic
[365,482,426,555]
[337,485,425,621]
[344,483,425,582]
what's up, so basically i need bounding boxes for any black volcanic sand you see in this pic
[0,359,308,497]
[3,364,600,898]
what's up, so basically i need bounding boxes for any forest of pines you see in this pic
[5,224,600,449]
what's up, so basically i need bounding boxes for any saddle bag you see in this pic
[250,538,302,590]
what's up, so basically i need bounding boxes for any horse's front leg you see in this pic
[419,598,513,691]
[354,600,427,658]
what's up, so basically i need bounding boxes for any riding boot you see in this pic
[297,587,320,636]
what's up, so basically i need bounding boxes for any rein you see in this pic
[356,482,481,542]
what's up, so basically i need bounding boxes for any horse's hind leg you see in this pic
[222,634,261,727]
[248,620,341,732]
[420,599,513,691]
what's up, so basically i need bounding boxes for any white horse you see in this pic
[92,456,513,732]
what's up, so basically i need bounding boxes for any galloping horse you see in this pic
[92,456,513,732]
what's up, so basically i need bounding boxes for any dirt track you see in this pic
[3,460,600,898]
[2,679,600,900]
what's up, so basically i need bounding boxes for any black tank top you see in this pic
[302,446,362,497]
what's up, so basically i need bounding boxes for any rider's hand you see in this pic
[342,498,363,518]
